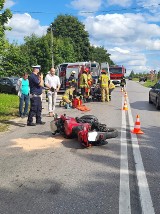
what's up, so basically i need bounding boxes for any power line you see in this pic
[80,3,160,14]
[2,3,160,15]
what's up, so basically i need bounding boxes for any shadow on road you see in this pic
[0,119,26,127]
[130,101,159,111]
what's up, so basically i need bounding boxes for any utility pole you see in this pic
[50,24,54,67]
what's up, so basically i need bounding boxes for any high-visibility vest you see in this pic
[99,74,109,88]
[62,88,74,99]
[79,73,88,88]
[87,73,92,86]
[109,82,115,89]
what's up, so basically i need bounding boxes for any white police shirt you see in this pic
[45,74,60,92]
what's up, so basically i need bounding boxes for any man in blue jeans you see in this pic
[16,72,30,118]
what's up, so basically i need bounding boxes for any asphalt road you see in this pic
[0,81,159,214]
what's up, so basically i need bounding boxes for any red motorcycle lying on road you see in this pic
[50,115,118,147]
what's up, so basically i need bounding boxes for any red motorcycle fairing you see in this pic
[50,114,118,147]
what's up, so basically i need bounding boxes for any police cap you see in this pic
[32,65,41,69]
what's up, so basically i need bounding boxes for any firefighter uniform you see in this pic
[62,87,75,104]
[79,71,89,101]
[68,71,77,86]
[120,77,126,89]
[68,71,77,96]
[99,72,109,102]
[86,73,92,96]
[109,81,115,101]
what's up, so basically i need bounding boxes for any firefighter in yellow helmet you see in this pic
[79,68,89,102]
[99,69,109,102]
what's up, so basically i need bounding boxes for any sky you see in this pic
[3,0,160,75]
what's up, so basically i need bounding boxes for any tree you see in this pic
[53,37,76,65]
[89,46,114,64]
[49,15,90,62]
[23,34,51,75]
[129,70,135,78]
[23,34,76,75]
[1,42,30,77]
[0,0,12,55]
[157,71,160,80]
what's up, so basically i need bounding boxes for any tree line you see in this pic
[129,70,160,80]
[0,1,114,77]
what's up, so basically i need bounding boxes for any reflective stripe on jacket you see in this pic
[87,73,92,86]
[62,88,74,99]
[99,74,109,88]
[79,73,88,88]
[68,75,77,84]
[109,82,115,89]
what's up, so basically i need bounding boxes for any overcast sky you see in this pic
[4,0,160,74]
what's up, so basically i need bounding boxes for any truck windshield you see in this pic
[91,67,99,76]
[109,68,122,74]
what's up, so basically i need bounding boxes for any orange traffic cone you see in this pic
[122,100,128,110]
[131,115,144,134]
[124,92,128,98]
[121,87,124,92]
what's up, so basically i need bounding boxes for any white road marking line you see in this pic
[127,97,155,214]
[119,96,131,214]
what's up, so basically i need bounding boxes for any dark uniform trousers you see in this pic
[28,97,42,123]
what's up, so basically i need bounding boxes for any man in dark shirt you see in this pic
[27,65,45,126]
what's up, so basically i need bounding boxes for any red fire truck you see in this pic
[109,65,126,85]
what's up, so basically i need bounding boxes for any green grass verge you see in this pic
[132,78,158,88]
[0,93,19,132]
[143,80,157,88]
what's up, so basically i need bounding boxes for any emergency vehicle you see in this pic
[57,61,101,92]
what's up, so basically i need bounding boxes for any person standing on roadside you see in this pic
[99,69,109,102]
[120,77,126,90]
[68,70,77,95]
[45,67,61,117]
[27,65,45,126]
[86,69,93,97]
[68,70,77,86]
[16,72,30,118]
[79,68,89,102]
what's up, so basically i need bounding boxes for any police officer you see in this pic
[79,68,89,102]
[27,65,45,126]
[99,69,109,102]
